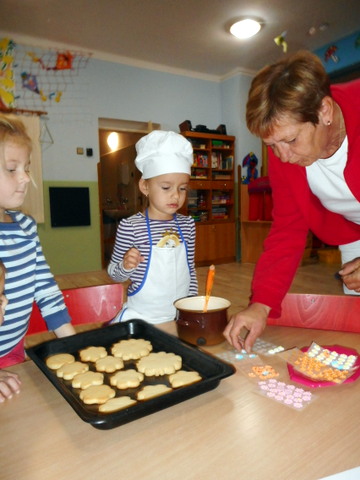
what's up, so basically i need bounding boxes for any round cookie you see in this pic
[79,346,108,362]
[99,396,137,413]
[168,370,202,388]
[137,384,172,400]
[46,353,75,370]
[110,369,144,389]
[95,355,124,373]
[136,351,182,376]
[111,338,153,360]
[71,371,104,389]
[79,384,115,405]
[56,361,89,380]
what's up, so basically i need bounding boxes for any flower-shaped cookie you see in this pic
[111,338,153,360]
[110,369,144,389]
[95,355,124,373]
[56,361,89,380]
[71,371,104,389]
[136,351,182,376]
[46,353,75,370]
[79,346,108,362]
[168,370,202,388]
[99,396,137,413]
[79,385,115,405]
[137,384,172,400]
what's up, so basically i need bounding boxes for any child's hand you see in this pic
[123,247,144,270]
[0,370,21,402]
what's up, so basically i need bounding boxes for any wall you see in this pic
[9,31,357,275]
[219,73,262,260]
[220,73,261,180]
[314,29,360,76]
[7,40,257,274]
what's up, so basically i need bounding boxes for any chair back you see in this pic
[267,292,360,333]
[27,283,123,335]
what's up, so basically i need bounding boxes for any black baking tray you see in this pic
[26,320,235,429]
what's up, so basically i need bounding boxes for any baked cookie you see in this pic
[169,370,202,388]
[46,353,75,370]
[137,384,172,400]
[79,384,115,405]
[111,338,153,360]
[79,346,108,362]
[136,351,182,376]
[110,369,144,389]
[99,396,137,413]
[95,355,124,373]
[71,371,104,389]
[56,361,89,380]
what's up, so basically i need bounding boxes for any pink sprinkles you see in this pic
[257,379,314,410]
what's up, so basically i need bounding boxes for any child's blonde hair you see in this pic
[0,114,36,188]
[0,114,32,154]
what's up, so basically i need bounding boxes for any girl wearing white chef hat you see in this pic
[108,130,198,324]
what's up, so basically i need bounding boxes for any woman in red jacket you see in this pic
[224,50,360,352]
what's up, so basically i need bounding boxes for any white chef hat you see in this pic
[135,130,193,179]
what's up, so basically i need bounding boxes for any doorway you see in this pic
[98,119,160,267]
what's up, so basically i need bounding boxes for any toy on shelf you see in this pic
[242,152,259,184]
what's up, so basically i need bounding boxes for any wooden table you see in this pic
[2,323,360,480]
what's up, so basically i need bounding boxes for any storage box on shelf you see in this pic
[181,131,236,266]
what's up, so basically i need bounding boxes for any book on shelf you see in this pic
[191,168,208,179]
[211,153,233,170]
[211,152,220,168]
[222,155,233,169]
[212,196,230,204]
[192,153,208,167]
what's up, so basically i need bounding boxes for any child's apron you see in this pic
[115,211,191,324]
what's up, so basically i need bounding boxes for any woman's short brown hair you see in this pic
[246,50,331,138]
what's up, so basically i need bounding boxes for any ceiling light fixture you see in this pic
[230,19,262,39]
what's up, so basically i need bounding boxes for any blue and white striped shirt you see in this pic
[0,211,71,357]
[108,212,198,296]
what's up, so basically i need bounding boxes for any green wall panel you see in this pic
[37,181,102,275]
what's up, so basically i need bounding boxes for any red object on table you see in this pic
[287,345,360,388]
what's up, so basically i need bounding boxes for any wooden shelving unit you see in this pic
[181,131,236,266]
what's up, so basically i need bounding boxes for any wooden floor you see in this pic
[54,260,344,320]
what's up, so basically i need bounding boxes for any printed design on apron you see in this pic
[119,210,191,323]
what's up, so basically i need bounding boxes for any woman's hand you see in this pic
[223,303,270,352]
[123,247,144,271]
[338,257,360,292]
[0,370,21,402]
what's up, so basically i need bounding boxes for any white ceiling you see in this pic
[1,0,359,79]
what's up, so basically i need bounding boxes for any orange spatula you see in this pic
[203,264,215,312]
